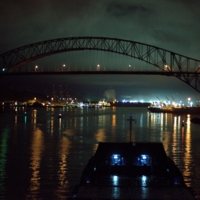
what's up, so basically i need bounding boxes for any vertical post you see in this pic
[127,113,136,143]
[129,114,132,142]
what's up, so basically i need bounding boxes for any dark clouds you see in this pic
[0,0,200,102]
[1,0,200,55]
[107,3,150,18]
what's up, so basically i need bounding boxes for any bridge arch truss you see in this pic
[0,36,200,92]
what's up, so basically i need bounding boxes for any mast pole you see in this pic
[127,113,136,143]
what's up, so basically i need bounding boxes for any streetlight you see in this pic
[35,65,38,72]
[62,64,65,71]
[97,64,100,71]
[164,64,171,71]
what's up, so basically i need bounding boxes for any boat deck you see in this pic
[72,142,196,199]
[74,175,195,199]
[75,186,194,199]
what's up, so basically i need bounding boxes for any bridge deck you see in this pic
[0,71,198,76]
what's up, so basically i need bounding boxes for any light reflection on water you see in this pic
[29,127,44,194]
[56,136,70,197]
[0,128,9,198]
[0,107,199,199]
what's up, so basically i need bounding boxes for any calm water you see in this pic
[0,106,200,199]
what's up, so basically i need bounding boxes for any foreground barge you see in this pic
[73,142,196,199]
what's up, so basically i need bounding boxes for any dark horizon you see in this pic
[0,75,199,105]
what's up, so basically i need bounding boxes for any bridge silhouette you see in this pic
[0,36,200,92]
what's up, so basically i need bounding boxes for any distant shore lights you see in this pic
[188,97,193,107]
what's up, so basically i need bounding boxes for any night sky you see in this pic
[0,0,200,103]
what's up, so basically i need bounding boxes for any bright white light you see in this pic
[113,175,118,181]
[113,175,118,186]
[79,102,83,106]
[142,175,147,182]
[35,65,38,72]
[142,175,147,186]
[141,155,147,159]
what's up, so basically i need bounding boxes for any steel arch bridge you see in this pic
[0,36,200,92]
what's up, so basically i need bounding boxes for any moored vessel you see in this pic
[148,105,200,114]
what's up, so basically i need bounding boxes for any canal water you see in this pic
[0,106,200,199]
